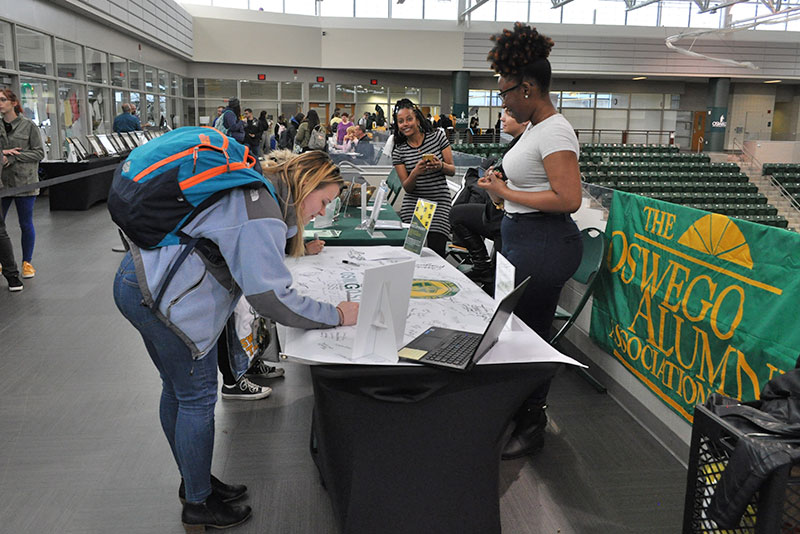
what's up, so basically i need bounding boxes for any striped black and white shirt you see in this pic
[392,128,451,237]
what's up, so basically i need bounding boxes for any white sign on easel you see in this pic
[494,252,525,332]
[351,259,417,362]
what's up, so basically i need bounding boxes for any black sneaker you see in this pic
[245,359,286,379]
[221,377,272,400]
[6,276,23,292]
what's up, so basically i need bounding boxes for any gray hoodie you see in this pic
[124,181,338,359]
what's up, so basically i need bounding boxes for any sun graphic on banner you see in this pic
[677,213,753,269]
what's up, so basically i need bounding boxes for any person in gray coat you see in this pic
[1,88,45,279]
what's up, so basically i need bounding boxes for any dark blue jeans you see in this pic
[1,196,36,263]
[501,212,583,339]
[113,253,217,503]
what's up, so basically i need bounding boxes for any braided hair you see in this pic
[391,98,433,145]
[488,22,555,93]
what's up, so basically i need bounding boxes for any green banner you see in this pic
[590,191,800,422]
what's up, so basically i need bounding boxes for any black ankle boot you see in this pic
[181,491,252,533]
[179,475,247,504]
[502,404,548,460]
[459,233,493,282]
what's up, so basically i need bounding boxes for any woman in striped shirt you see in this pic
[391,98,455,257]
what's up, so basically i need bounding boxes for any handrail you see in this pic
[733,138,800,215]
[696,137,703,153]
[574,128,676,145]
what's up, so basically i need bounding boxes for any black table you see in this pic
[40,157,122,210]
[308,361,560,534]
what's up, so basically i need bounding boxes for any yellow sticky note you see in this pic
[398,347,427,360]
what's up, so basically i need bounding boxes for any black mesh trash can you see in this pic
[682,404,800,534]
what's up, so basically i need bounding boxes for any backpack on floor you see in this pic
[108,126,277,250]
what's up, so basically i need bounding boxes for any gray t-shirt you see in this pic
[501,114,579,213]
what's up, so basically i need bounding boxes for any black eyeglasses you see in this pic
[498,83,522,102]
[0,97,8,102]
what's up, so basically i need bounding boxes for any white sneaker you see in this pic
[221,377,272,400]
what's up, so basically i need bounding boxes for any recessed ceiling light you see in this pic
[632,76,647,81]
[764,79,782,84]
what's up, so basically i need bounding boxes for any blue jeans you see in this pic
[501,212,583,339]
[1,196,36,263]
[113,253,217,503]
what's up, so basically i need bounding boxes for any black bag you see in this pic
[705,369,800,527]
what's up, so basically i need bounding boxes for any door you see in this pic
[309,103,329,126]
[691,111,706,151]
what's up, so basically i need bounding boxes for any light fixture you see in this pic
[763,79,782,84]
[632,76,647,80]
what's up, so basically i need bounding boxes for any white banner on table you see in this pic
[279,246,584,368]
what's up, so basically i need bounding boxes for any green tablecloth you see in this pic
[304,205,407,247]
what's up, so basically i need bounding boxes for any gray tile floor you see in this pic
[0,198,687,533]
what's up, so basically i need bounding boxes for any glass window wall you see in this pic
[129,62,142,90]
[144,65,155,92]
[17,27,53,76]
[197,78,238,99]
[595,0,626,25]
[171,74,180,97]
[241,80,278,99]
[660,1,690,27]
[55,39,83,80]
[335,84,355,103]
[425,0,457,19]
[561,92,595,108]
[281,81,303,100]
[529,0,561,23]
[0,20,13,70]
[321,0,353,16]
[285,0,315,15]
[625,2,658,26]
[88,85,111,135]
[356,0,388,17]
[631,93,664,109]
[497,0,529,22]
[393,0,423,19]
[19,77,56,159]
[562,1,595,24]
[309,82,329,101]
[86,48,108,84]
[111,55,127,87]
[158,70,168,94]
[183,77,195,98]
[389,86,420,104]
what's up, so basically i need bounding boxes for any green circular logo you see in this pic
[411,279,460,299]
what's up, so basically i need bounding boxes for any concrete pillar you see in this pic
[704,78,730,152]
[451,71,470,124]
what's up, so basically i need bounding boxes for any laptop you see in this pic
[397,277,530,371]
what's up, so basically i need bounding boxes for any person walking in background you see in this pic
[391,98,455,257]
[336,112,353,145]
[216,98,245,144]
[258,111,270,156]
[0,151,23,292]
[478,23,583,460]
[329,108,342,134]
[294,110,321,152]
[279,113,303,150]
[113,103,142,133]
[243,108,263,157]
[0,88,45,280]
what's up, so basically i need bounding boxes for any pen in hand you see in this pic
[342,260,360,266]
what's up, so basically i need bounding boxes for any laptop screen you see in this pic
[471,277,530,362]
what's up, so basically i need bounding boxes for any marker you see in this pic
[342,260,360,266]
[314,232,320,241]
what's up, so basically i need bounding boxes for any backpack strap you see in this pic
[152,237,200,311]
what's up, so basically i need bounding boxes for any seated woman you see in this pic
[337,125,358,152]
[450,109,528,284]
[113,150,359,532]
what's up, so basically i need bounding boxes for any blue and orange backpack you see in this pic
[108,127,278,309]
[109,126,276,249]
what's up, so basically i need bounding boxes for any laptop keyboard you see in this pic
[424,333,480,366]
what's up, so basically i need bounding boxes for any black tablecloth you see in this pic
[309,362,560,534]
[41,157,121,210]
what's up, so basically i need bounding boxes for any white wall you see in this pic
[725,84,777,150]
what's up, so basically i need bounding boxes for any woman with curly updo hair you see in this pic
[478,23,584,460]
